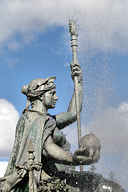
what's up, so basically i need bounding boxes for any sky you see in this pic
[0,0,128,191]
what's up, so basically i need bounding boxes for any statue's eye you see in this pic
[52,91,56,95]
[49,91,54,95]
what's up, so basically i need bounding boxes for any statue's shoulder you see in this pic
[22,109,50,123]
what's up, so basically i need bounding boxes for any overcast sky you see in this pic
[0,0,128,191]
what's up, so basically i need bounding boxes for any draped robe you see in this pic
[4,109,56,191]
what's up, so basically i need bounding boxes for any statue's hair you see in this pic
[22,77,56,111]
[22,77,56,97]
[22,84,29,95]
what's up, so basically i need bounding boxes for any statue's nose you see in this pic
[55,94,58,101]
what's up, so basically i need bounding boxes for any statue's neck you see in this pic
[31,99,47,115]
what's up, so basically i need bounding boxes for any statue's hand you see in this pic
[72,148,100,165]
[70,60,83,83]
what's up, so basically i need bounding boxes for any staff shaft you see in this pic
[72,46,82,148]
[69,20,83,172]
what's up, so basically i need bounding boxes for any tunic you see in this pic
[4,109,56,191]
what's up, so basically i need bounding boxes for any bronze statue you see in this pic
[0,61,100,192]
[0,20,102,192]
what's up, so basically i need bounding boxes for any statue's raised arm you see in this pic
[55,60,83,129]
[56,19,83,130]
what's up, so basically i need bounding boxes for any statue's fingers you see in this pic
[72,71,80,76]
[72,67,82,76]
[74,149,84,156]
[72,72,81,79]
[72,66,79,70]
[76,155,93,165]
[72,64,81,70]
[72,67,81,73]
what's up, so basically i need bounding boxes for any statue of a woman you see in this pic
[0,62,100,192]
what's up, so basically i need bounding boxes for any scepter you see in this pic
[69,20,83,171]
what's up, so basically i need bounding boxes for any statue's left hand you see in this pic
[72,148,100,165]
[70,60,83,83]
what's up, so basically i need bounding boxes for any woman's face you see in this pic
[43,88,58,109]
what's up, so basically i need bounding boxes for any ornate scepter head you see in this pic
[69,19,78,37]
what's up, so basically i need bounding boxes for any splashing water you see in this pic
[80,54,128,191]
